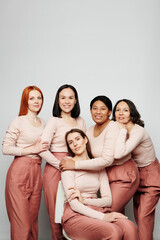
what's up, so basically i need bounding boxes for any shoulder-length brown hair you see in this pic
[112,99,144,127]
[18,86,44,116]
[65,128,93,159]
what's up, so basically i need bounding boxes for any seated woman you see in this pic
[61,129,138,240]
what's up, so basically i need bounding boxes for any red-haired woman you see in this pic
[2,86,48,240]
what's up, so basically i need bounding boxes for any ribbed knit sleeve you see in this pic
[61,171,105,220]
[2,117,24,156]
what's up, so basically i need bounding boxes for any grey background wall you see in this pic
[0,1,160,239]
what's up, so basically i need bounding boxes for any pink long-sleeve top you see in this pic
[75,121,131,171]
[61,167,112,220]
[39,116,85,169]
[2,115,45,159]
[114,124,156,168]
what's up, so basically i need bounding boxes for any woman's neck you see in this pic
[60,111,77,127]
[61,111,72,119]
[73,151,90,161]
[94,118,110,137]
[26,110,42,127]
[26,111,38,122]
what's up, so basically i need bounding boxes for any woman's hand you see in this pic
[116,121,134,133]
[116,122,126,129]
[68,187,84,203]
[103,212,128,222]
[21,139,49,155]
[59,157,75,171]
[33,139,49,153]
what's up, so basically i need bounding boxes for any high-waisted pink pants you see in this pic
[106,159,139,213]
[62,203,138,240]
[5,156,42,240]
[133,158,160,240]
[43,152,69,240]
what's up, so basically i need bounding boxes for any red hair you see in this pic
[18,86,44,116]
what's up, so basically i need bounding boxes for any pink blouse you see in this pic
[39,116,85,169]
[75,121,131,171]
[61,167,112,220]
[2,115,45,159]
[114,124,156,167]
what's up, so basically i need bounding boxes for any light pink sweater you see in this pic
[61,168,112,220]
[75,121,131,171]
[2,116,45,159]
[114,124,156,167]
[39,116,85,169]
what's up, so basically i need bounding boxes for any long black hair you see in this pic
[52,84,80,118]
[112,99,144,127]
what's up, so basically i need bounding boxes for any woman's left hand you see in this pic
[59,157,75,171]
[116,121,126,129]
[68,187,84,203]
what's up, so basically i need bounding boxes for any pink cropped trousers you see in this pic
[62,203,138,240]
[133,158,160,240]
[43,152,69,240]
[106,159,139,213]
[5,156,42,240]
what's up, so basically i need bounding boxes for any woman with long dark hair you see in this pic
[112,99,160,240]
[61,128,138,240]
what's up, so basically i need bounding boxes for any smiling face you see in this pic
[114,101,131,124]
[67,132,88,156]
[27,90,43,114]
[58,88,76,115]
[90,100,112,125]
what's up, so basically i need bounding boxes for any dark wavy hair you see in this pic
[90,95,112,111]
[52,84,80,118]
[65,128,93,159]
[112,99,144,127]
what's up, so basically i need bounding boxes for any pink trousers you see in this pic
[43,152,69,240]
[62,203,138,240]
[5,156,42,240]
[133,158,160,240]
[106,159,139,213]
